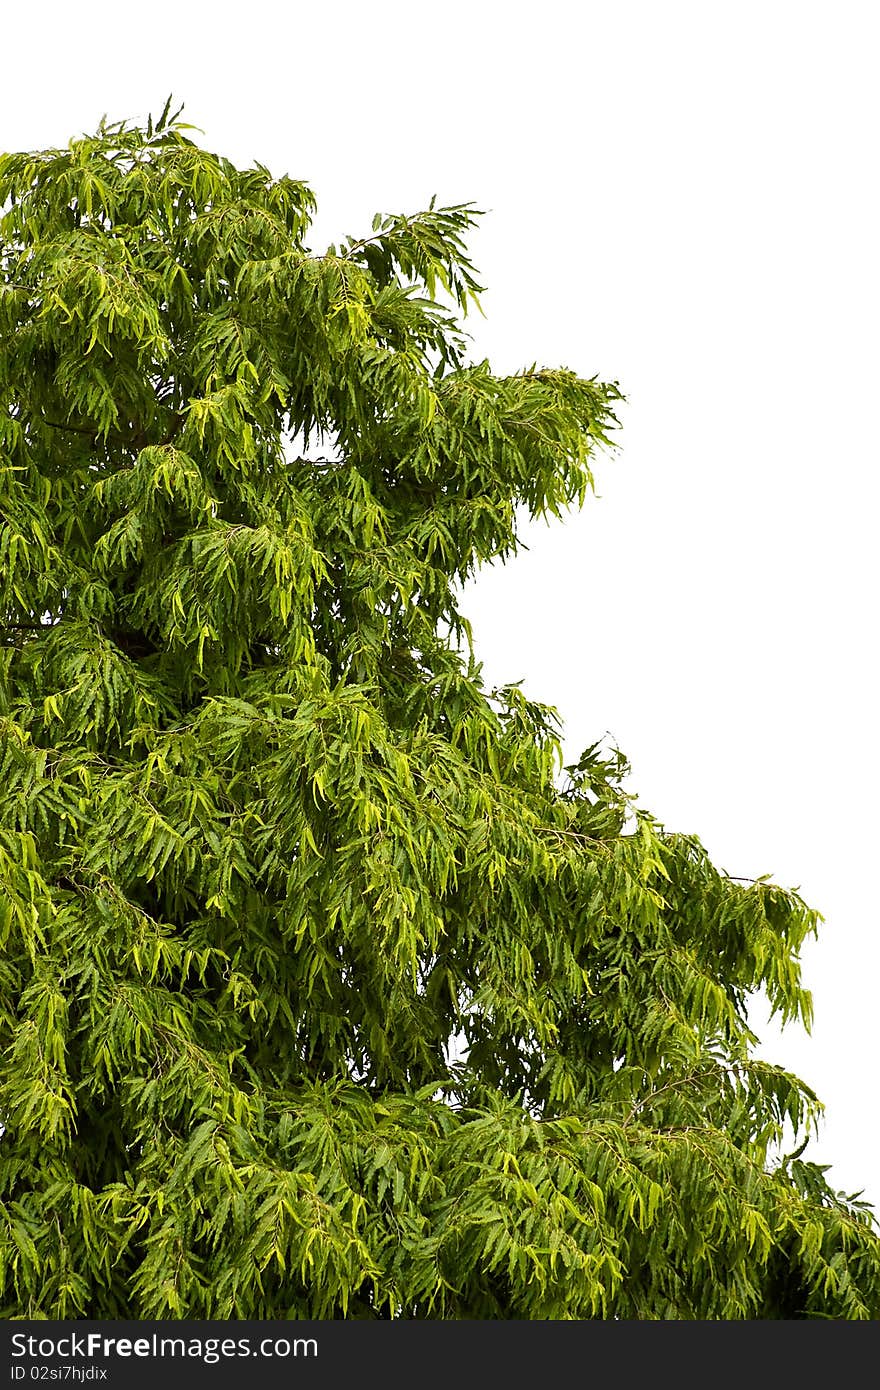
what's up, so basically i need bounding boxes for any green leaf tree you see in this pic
[1,102,878,1319]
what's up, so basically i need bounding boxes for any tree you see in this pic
[0,102,878,1321]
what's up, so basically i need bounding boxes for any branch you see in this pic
[37,412,185,450]
[41,419,100,437]
[1,622,56,630]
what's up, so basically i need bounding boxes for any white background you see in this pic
[2,2,877,1210]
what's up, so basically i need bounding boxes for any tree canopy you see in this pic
[1,102,878,1319]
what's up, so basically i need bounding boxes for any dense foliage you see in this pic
[1,103,878,1319]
